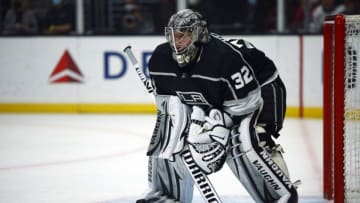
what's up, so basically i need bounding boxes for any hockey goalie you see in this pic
[135,9,299,203]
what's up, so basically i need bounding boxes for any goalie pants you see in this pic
[258,76,286,141]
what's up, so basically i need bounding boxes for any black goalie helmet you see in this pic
[165,9,210,67]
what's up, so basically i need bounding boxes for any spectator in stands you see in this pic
[42,0,75,35]
[343,0,360,14]
[287,0,320,33]
[310,0,344,33]
[117,0,155,34]
[187,0,249,33]
[0,2,3,31]
[152,0,176,33]
[2,0,38,35]
[256,0,277,33]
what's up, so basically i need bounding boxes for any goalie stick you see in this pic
[123,46,222,203]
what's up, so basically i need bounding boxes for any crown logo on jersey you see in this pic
[49,50,84,83]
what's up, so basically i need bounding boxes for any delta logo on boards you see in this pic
[49,50,84,83]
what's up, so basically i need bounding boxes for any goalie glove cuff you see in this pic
[187,126,230,146]
[210,126,230,146]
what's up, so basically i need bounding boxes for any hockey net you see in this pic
[323,15,360,203]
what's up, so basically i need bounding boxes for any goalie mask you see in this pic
[165,9,210,67]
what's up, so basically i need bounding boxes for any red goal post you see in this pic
[323,14,360,203]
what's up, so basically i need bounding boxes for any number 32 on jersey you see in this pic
[231,65,253,89]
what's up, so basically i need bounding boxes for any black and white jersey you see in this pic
[227,38,279,86]
[148,34,263,117]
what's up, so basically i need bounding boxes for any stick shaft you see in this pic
[123,46,154,94]
[182,149,222,202]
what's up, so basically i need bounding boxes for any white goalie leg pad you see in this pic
[145,155,194,203]
[136,190,181,203]
[227,113,298,203]
[257,125,290,178]
[146,95,190,160]
[227,152,268,203]
[266,144,290,178]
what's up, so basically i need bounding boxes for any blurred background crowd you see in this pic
[0,0,359,36]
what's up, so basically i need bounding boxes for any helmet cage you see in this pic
[165,9,209,67]
[165,23,202,67]
[165,24,200,54]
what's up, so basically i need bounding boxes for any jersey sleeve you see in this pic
[228,39,278,85]
[148,44,162,74]
[221,50,263,118]
[147,47,158,94]
[148,43,168,95]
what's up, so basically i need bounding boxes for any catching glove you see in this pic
[187,107,233,174]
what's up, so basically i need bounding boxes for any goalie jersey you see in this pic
[148,34,277,117]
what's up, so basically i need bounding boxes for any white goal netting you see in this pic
[344,15,360,203]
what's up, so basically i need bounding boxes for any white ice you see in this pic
[0,114,326,203]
